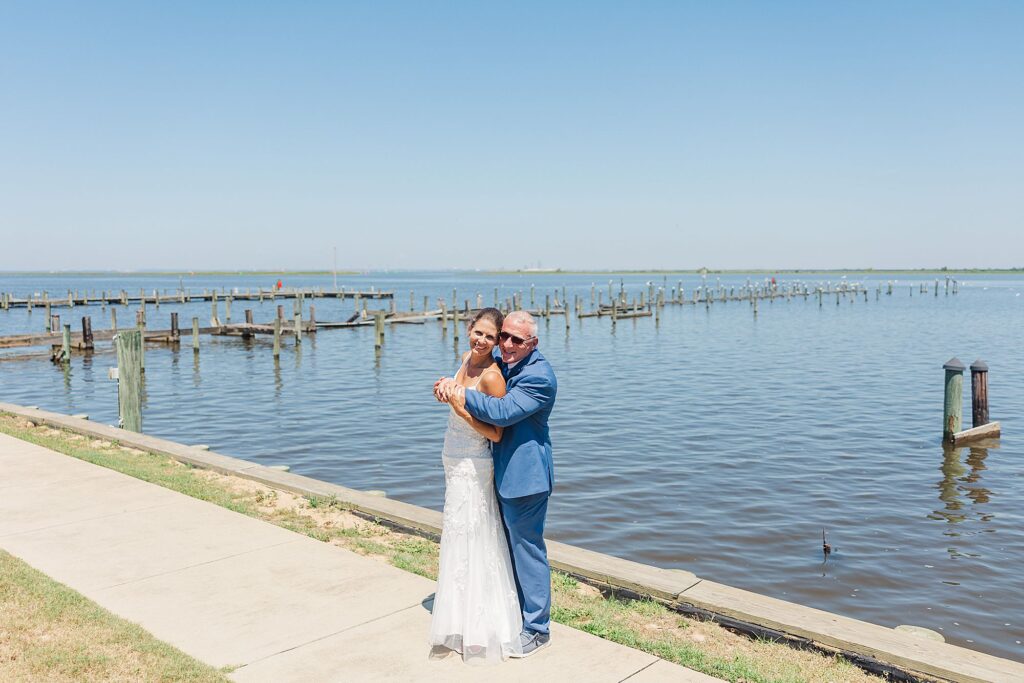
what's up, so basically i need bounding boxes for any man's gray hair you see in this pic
[505,310,538,339]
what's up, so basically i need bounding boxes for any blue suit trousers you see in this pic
[498,491,551,634]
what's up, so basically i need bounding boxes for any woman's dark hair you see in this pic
[468,307,504,333]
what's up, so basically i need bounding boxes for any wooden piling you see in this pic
[61,324,71,363]
[970,360,989,428]
[81,316,94,350]
[294,313,302,343]
[308,305,316,333]
[170,312,180,341]
[943,357,965,441]
[137,314,146,373]
[374,310,385,348]
[452,306,460,341]
[545,294,551,317]
[423,295,429,311]
[114,329,143,432]
[192,317,199,354]
[50,314,60,333]
[244,309,254,325]
[273,318,281,357]
[277,304,284,321]
[225,296,232,321]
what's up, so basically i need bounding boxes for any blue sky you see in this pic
[1,2,1021,271]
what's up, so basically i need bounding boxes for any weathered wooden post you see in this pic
[452,305,460,342]
[970,360,989,428]
[611,300,617,329]
[294,311,302,343]
[277,304,284,321]
[532,285,537,306]
[308,305,316,333]
[81,316,94,350]
[136,311,146,373]
[225,296,232,321]
[374,310,385,348]
[273,318,281,357]
[171,312,180,341]
[423,295,429,311]
[110,307,118,332]
[244,309,254,325]
[545,294,551,317]
[192,317,199,354]
[61,324,71,363]
[115,329,143,432]
[440,302,448,334]
[943,358,965,441]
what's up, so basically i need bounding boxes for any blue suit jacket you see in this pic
[464,348,557,500]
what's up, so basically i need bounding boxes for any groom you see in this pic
[435,310,557,657]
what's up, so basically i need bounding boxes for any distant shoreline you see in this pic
[0,267,1021,277]
[487,268,1023,276]
[0,270,362,277]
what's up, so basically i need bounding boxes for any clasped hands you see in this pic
[434,377,467,412]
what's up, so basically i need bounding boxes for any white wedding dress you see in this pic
[428,382,523,664]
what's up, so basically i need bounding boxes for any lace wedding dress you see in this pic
[428,387,523,663]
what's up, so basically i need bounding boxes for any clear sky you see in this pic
[1,2,1021,271]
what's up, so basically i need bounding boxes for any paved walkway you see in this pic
[0,433,719,682]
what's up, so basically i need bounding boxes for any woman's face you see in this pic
[468,318,499,355]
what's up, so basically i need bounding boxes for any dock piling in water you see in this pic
[970,360,989,428]
[81,316,94,350]
[943,357,966,441]
[374,310,385,348]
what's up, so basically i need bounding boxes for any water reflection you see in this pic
[931,444,992,525]
[61,360,72,392]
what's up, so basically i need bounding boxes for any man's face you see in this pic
[499,318,537,364]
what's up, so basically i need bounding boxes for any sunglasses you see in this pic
[499,331,535,346]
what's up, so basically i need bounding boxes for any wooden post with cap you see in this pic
[943,357,965,441]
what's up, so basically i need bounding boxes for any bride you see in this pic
[428,307,522,663]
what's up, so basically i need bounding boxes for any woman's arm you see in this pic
[453,370,506,442]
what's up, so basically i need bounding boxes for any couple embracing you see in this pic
[429,309,557,664]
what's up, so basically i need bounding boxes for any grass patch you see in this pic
[0,414,888,683]
[0,549,227,682]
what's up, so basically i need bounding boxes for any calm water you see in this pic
[1,271,1022,661]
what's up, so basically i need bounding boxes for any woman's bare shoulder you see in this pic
[478,365,507,397]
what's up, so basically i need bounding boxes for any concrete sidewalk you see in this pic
[0,433,718,682]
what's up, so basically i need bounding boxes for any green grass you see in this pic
[0,549,228,682]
